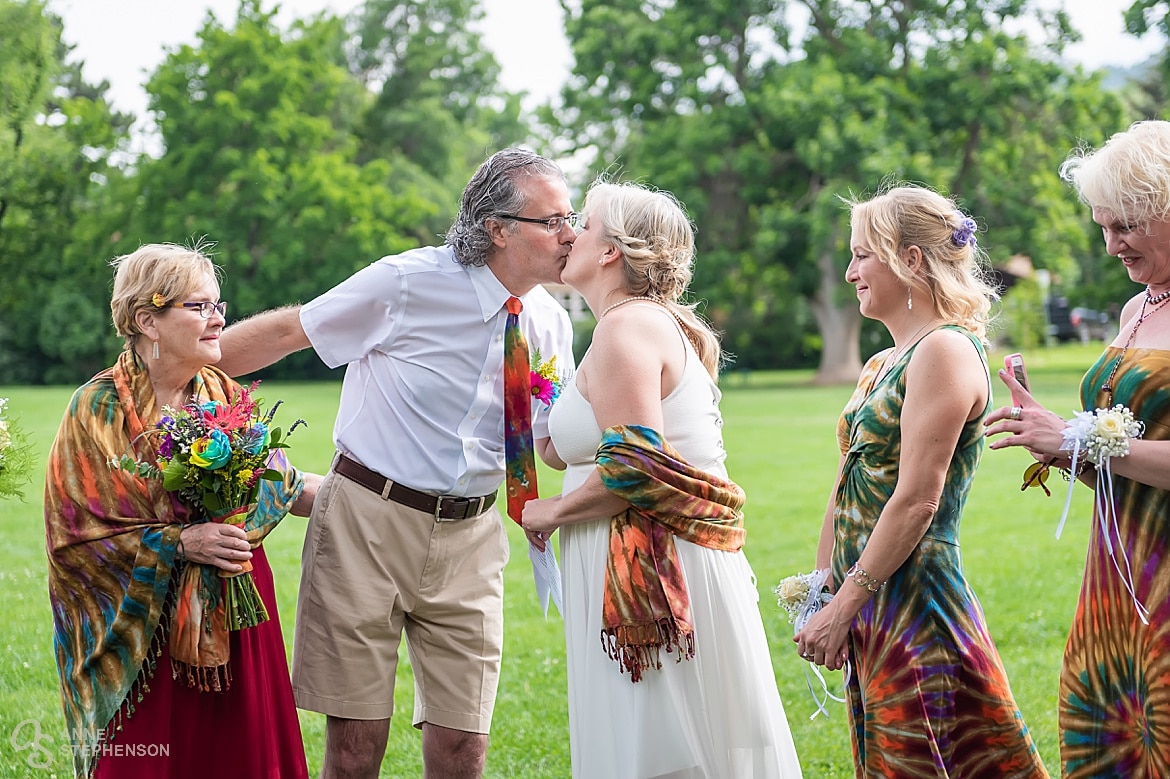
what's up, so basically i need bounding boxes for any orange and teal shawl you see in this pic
[44,350,303,777]
[595,424,746,682]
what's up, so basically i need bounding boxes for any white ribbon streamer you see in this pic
[789,568,846,719]
[1055,425,1149,624]
[802,660,848,720]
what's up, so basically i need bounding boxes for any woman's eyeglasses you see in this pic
[172,301,228,319]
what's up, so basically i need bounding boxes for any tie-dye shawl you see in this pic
[44,350,303,777]
[595,424,746,682]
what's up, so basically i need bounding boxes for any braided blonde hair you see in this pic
[583,181,722,376]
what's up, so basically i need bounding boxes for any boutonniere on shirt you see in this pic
[530,349,570,407]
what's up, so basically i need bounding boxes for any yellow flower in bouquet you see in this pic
[112,382,304,630]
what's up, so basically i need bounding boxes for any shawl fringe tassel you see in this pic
[601,618,696,682]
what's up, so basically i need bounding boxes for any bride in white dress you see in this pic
[522,181,803,779]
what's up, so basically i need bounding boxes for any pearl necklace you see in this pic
[599,295,660,318]
[1146,285,1170,305]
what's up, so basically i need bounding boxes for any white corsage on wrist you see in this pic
[774,568,844,720]
[1061,405,1144,465]
[775,568,833,631]
[1056,404,1149,623]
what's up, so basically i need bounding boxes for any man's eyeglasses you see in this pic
[498,212,583,234]
[172,301,228,319]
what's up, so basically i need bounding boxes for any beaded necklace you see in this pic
[1146,285,1170,305]
[1101,286,1170,402]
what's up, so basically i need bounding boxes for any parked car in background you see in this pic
[1046,297,1078,343]
[1070,307,1112,343]
[1045,297,1113,344]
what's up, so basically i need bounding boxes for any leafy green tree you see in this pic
[550,0,1125,381]
[0,0,133,383]
[1126,0,1170,36]
[122,0,438,378]
[342,0,528,242]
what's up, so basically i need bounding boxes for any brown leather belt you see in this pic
[333,453,496,521]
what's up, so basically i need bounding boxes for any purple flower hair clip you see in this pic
[952,216,978,248]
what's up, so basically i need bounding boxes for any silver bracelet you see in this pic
[847,563,885,594]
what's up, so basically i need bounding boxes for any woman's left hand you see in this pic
[984,369,1069,458]
[521,495,563,551]
[794,600,851,671]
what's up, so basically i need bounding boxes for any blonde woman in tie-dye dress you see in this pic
[795,185,1048,778]
[988,120,1170,778]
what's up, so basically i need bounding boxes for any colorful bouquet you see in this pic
[530,348,570,407]
[112,382,303,630]
[775,568,834,632]
[0,398,35,500]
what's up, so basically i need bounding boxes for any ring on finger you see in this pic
[1009,406,1022,421]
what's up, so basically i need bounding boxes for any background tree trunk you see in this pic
[811,245,862,385]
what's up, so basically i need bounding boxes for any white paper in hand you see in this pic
[528,541,563,618]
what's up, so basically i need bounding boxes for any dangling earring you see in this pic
[907,287,913,311]
[152,340,160,360]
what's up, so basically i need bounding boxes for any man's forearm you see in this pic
[217,306,311,376]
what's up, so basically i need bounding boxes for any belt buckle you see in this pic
[433,495,461,522]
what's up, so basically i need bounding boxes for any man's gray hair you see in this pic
[446,148,566,267]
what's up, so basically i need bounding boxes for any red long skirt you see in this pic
[94,547,309,778]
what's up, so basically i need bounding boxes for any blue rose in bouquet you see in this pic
[112,382,304,629]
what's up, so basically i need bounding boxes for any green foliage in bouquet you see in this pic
[112,382,304,629]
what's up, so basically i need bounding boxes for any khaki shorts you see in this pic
[291,470,508,733]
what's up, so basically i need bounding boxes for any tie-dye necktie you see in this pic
[503,295,538,524]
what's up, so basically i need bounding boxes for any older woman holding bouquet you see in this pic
[987,120,1170,778]
[794,185,1048,777]
[44,243,318,778]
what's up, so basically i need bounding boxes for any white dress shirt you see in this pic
[300,245,575,497]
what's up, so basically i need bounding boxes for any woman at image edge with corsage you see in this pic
[986,120,1170,778]
[795,185,1048,778]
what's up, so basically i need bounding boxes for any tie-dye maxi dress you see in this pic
[1060,347,1170,779]
[832,325,1048,779]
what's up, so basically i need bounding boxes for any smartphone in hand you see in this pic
[1004,352,1029,406]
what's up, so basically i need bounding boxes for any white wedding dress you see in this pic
[549,315,803,779]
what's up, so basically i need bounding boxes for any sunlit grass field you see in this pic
[0,344,1103,777]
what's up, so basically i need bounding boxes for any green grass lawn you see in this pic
[0,344,1103,778]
